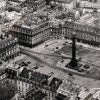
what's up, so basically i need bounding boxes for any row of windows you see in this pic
[65,22,98,34]
[51,28,100,43]
[33,26,51,35]
[18,81,30,88]
[11,26,32,35]
[0,47,19,55]
[0,44,18,52]
[0,74,7,80]
[11,22,51,36]
[11,25,50,36]
[0,39,17,49]
[65,28,100,41]
[83,0,97,2]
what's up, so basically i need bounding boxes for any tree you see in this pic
[0,81,17,100]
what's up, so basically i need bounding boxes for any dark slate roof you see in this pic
[19,68,49,83]
[49,77,62,91]
[54,0,75,3]
[19,68,62,91]
[25,87,46,100]
[56,93,67,100]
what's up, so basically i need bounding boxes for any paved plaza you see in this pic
[15,39,100,90]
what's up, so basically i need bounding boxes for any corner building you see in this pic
[9,22,52,48]
[0,36,20,61]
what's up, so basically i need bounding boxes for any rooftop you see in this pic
[11,21,51,36]
[76,12,100,28]
[57,79,85,97]
[18,11,49,29]
[19,68,49,83]
[54,0,75,4]
[25,87,46,100]
[8,0,26,3]
[19,67,62,91]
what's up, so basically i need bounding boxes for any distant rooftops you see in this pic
[76,12,100,28]
[19,68,49,83]
[8,0,26,3]
[54,0,75,4]
[11,21,52,35]
[19,67,62,90]
[24,87,47,100]
[57,79,84,97]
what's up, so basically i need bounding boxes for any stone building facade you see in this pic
[9,20,100,48]
[51,21,100,47]
[0,36,20,61]
[9,22,52,47]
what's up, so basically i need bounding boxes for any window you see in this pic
[26,83,27,87]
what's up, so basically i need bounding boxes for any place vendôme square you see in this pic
[1,0,100,100]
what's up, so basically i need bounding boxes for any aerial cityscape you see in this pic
[1,0,100,100]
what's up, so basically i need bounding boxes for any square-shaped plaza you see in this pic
[1,0,100,99]
[17,39,100,90]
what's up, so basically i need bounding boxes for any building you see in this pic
[17,68,62,100]
[9,16,100,47]
[51,26,64,39]
[80,0,100,9]
[78,88,100,100]
[9,19,100,48]
[0,0,6,8]
[1,63,91,100]
[0,70,7,82]
[53,0,76,10]
[51,21,100,47]
[9,22,52,47]
[21,0,46,9]
[4,66,62,100]
[35,0,46,9]
[20,87,47,100]
[57,79,81,97]
[0,35,20,61]
[65,21,100,46]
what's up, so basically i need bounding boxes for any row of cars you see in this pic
[18,61,31,67]
[18,61,43,70]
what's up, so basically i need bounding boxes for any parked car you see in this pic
[68,73,73,76]
[45,45,48,47]
[27,61,31,64]
[0,61,2,65]
[33,66,39,69]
